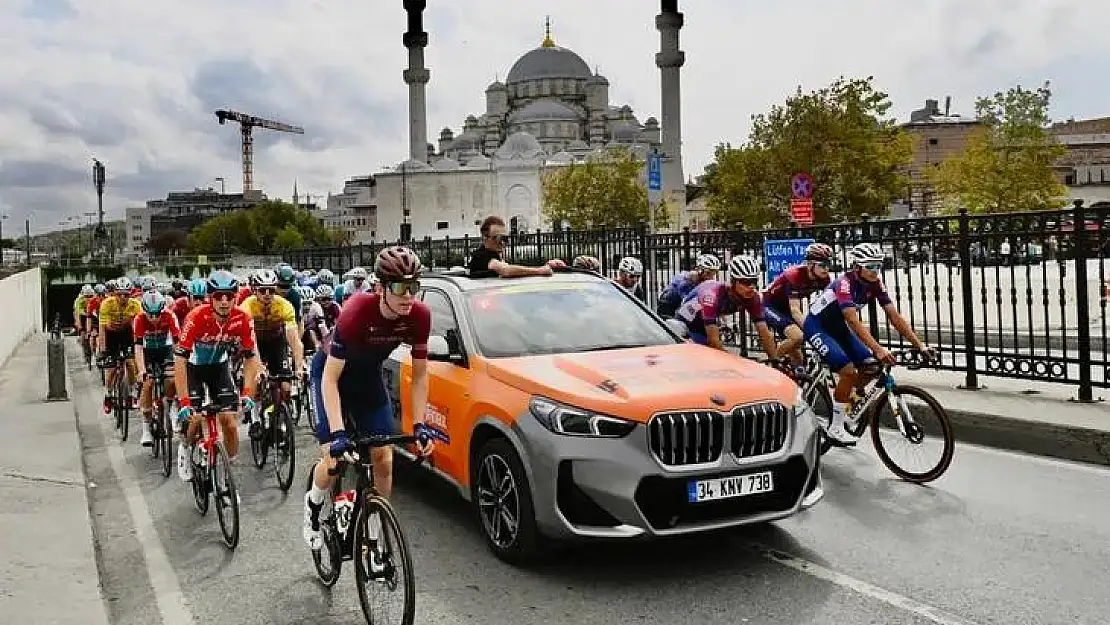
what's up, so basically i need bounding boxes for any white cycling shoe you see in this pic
[177,444,193,482]
[826,420,860,446]
[303,492,330,551]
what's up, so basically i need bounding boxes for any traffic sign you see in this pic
[764,238,815,283]
[790,172,814,199]
[647,152,662,192]
[791,198,814,226]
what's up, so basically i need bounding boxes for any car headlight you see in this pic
[528,397,637,438]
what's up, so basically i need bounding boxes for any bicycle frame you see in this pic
[197,411,222,469]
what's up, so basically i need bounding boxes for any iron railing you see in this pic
[284,200,1109,400]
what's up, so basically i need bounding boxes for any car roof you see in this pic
[421,268,607,292]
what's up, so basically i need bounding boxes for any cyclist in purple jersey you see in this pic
[675,255,778,358]
[657,253,720,318]
[761,243,833,366]
[803,242,935,444]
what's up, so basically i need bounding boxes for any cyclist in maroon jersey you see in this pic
[761,243,834,367]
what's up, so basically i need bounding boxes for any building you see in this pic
[1051,117,1110,206]
[319,176,378,244]
[902,98,982,216]
[125,188,265,257]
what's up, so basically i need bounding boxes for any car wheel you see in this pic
[472,437,541,564]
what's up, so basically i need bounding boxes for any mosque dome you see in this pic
[509,99,580,124]
[495,132,545,160]
[506,20,591,84]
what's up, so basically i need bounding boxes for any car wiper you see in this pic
[575,343,650,352]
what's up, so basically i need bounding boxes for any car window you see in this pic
[464,280,679,358]
[421,288,459,337]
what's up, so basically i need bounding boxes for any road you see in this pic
[72,350,1109,625]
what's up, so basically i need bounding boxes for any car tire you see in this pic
[472,437,541,565]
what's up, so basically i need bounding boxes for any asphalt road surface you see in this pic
[73,355,1108,625]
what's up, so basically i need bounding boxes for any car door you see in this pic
[399,287,473,481]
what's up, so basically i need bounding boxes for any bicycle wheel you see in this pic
[160,398,174,478]
[307,462,343,586]
[116,372,130,442]
[250,403,270,469]
[272,403,296,491]
[354,495,416,625]
[191,447,210,516]
[212,442,240,549]
[870,385,955,484]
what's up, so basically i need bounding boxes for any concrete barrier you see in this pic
[0,268,43,368]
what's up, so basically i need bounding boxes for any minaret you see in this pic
[403,0,430,163]
[656,0,685,204]
[292,179,299,207]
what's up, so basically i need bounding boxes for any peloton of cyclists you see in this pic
[675,255,779,359]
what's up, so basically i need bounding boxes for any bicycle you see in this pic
[146,361,176,478]
[250,369,297,492]
[291,357,315,428]
[308,433,429,625]
[187,400,241,549]
[807,350,955,484]
[98,347,135,442]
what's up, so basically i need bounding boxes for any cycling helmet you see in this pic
[140,291,166,315]
[170,278,184,291]
[695,253,721,271]
[80,284,94,297]
[206,269,239,293]
[572,255,601,271]
[617,256,643,276]
[188,278,207,299]
[115,277,134,292]
[805,243,834,263]
[93,283,106,295]
[727,255,760,282]
[252,268,278,288]
[315,284,334,299]
[374,246,422,281]
[298,285,315,301]
[316,269,335,285]
[349,266,369,280]
[851,242,885,265]
[137,275,156,291]
[274,263,296,286]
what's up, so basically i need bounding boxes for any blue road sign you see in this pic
[763,238,815,283]
[647,153,662,192]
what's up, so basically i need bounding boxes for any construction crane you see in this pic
[214,109,304,193]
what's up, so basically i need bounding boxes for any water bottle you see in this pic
[334,490,356,537]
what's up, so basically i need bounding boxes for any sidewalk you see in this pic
[0,333,110,625]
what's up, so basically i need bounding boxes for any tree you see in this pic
[542,149,669,229]
[704,76,913,228]
[188,200,340,254]
[145,229,188,255]
[272,224,305,251]
[0,238,13,249]
[928,83,1067,214]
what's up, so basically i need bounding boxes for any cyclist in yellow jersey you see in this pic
[97,278,142,417]
[240,269,304,439]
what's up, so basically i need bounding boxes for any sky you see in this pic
[2,0,1109,235]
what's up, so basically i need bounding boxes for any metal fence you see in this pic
[285,200,1110,400]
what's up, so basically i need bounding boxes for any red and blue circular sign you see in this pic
[791,173,814,199]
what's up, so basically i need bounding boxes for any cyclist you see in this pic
[240,269,304,440]
[803,242,935,445]
[132,291,180,447]
[274,263,305,328]
[305,284,342,347]
[97,278,142,417]
[172,278,206,326]
[762,243,834,367]
[303,246,433,571]
[84,283,106,339]
[615,256,646,302]
[657,253,721,318]
[74,285,94,356]
[170,279,187,300]
[675,255,778,359]
[173,270,260,480]
[316,268,336,288]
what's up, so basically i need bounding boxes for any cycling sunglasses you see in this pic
[860,262,884,273]
[210,291,236,302]
[488,234,509,244]
[812,260,832,269]
[385,280,421,296]
[734,278,757,287]
[256,287,276,295]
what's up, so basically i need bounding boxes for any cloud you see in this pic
[1,0,1109,233]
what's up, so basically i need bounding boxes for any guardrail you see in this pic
[0,267,43,368]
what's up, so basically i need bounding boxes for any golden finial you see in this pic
[541,16,555,48]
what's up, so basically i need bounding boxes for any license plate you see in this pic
[687,471,774,503]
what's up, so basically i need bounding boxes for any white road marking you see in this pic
[956,439,1110,475]
[80,364,197,625]
[748,542,981,625]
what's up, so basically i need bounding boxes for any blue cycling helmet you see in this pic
[206,270,239,293]
[140,291,166,315]
[188,278,207,299]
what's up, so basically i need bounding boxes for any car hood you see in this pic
[483,344,797,423]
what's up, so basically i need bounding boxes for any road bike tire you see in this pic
[160,398,174,478]
[191,447,210,516]
[116,373,130,442]
[354,495,416,625]
[250,405,270,470]
[273,403,296,491]
[212,442,240,549]
[870,384,955,484]
[307,462,343,586]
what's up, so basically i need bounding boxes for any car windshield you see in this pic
[464,280,679,358]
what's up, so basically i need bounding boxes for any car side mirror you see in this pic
[664,318,689,338]
[428,333,464,363]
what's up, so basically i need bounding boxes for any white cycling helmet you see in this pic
[618,256,643,276]
[851,243,885,265]
[695,253,721,271]
[80,284,95,297]
[727,255,760,282]
[349,266,369,280]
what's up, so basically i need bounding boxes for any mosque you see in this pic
[333,3,691,242]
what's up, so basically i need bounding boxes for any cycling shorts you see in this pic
[656,301,679,319]
[763,306,798,338]
[310,349,395,443]
[143,347,174,370]
[802,315,873,372]
[257,338,292,377]
[105,328,134,358]
[185,363,239,412]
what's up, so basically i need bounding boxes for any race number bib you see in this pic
[676,297,701,322]
[807,288,838,315]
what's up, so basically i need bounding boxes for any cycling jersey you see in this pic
[305,300,341,344]
[133,310,181,351]
[676,280,763,340]
[98,295,142,332]
[74,295,89,319]
[658,272,699,310]
[175,304,256,365]
[278,287,303,324]
[807,271,891,323]
[762,265,830,315]
[620,280,646,303]
[85,296,102,320]
[803,271,891,371]
[234,286,252,305]
[240,294,296,342]
[171,296,193,327]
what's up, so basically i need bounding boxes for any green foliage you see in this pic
[542,149,668,229]
[704,76,913,228]
[928,82,1068,214]
[188,200,340,254]
[0,238,13,249]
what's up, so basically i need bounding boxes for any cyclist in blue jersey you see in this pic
[657,253,721,318]
[762,243,833,367]
[675,255,778,358]
[803,243,935,445]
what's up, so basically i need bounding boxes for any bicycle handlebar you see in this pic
[326,432,431,475]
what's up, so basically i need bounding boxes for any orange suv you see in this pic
[383,269,824,563]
